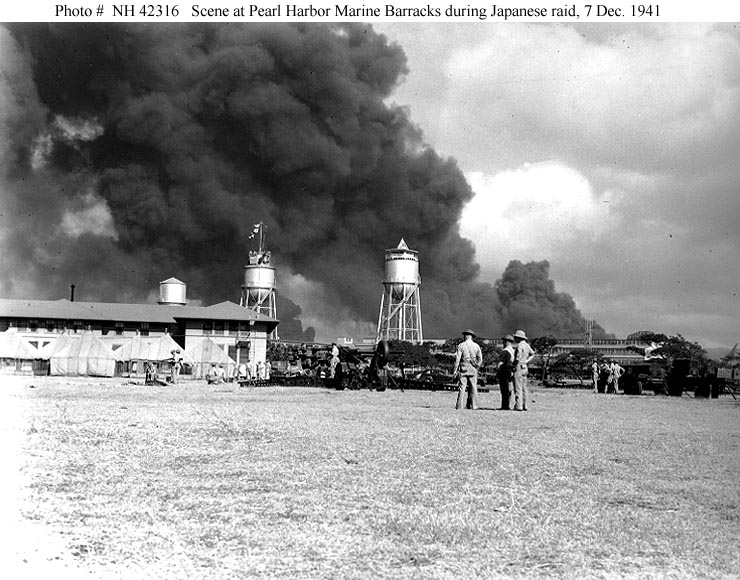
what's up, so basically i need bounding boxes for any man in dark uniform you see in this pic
[497,335,516,410]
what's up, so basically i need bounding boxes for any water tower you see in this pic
[240,222,278,338]
[376,238,423,343]
[158,277,187,305]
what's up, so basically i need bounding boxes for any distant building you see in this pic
[0,278,278,374]
[547,337,649,365]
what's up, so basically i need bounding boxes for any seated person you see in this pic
[206,363,224,384]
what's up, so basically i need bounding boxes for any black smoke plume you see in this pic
[496,260,610,339]
[1,23,604,341]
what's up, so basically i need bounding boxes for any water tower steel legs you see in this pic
[376,285,422,343]
[240,288,278,339]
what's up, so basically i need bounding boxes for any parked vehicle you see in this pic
[271,358,304,377]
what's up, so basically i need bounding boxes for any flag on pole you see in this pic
[248,223,261,239]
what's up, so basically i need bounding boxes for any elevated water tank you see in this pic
[158,277,187,305]
[376,238,423,343]
[242,264,276,304]
[383,239,421,299]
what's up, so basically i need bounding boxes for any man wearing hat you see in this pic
[497,335,516,410]
[513,329,535,411]
[453,329,483,410]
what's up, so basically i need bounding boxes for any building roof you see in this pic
[0,299,91,320]
[0,298,278,330]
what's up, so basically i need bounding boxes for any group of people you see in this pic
[452,328,535,411]
[143,353,183,386]
[236,360,271,381]
[592,360,624,394]
[206,363,228,384]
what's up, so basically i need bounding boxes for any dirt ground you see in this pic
[4,375,740,579]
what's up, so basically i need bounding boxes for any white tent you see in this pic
[113,334,192,377]
[143,334,192,364]
[127,334,193,364]
[0,329,40,359]
[186,337,236,379]
[117,334,152,363]
[49,333,121,377]
[114,334,193,363]
[38,333,75,360]
[0,329,40,374]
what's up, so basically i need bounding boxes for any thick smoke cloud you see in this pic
[1,23,602,340]
[496,260,610,339]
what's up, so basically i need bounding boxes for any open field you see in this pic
[4,376,740,579]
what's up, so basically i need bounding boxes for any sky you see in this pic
[0,20,738,349]
[374,23,740,349]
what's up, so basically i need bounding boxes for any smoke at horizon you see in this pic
[1,23,604,341]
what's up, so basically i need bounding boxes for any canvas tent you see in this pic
[0,329,40,359]
[117,334,152,364]
[117,334,192,364]
[142,334,192,364]
[47,332,121,377]
[186,337,236,379]
[113,334,192,378]
[38,333,75,360]
[0,329,40,373]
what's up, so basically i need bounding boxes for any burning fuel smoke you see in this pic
[496,260,610,339]
[1,23,604,340]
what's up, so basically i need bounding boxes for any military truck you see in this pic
[621,358,697,396]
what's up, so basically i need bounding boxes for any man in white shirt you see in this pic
[513,329,535,411]
[609,361,624,393]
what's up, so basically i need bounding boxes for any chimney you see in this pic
[70,284,76,302]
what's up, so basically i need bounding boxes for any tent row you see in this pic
[0,329,236,379]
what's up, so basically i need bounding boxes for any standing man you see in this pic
[598,361,611,393]
[171,357,183,384]
[513,329,535,411]
[453,329,483,410]
[609,361,624,393]
[329,343,340,379]
[497,335,516,410]
[169,349,183,384]
[591,360,600,393]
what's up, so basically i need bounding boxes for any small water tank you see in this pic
[158,277,187,305]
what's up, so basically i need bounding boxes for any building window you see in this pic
[29,319,38,332]
[140,322,149,337]
[215,321,225,335]
[202,321,213,335]
[115,322,124,336]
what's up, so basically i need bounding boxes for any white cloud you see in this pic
[53,115,104,142]
[461,162,608,278]
[378,23,740,348]
[59,192,119,240]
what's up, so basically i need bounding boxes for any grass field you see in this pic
[4,376,740,579]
